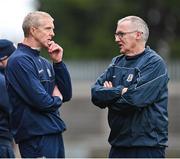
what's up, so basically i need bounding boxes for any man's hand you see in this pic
[48,41,63,63]
[52,85,63,101]
[103,81,113,88]
[121,87,128,95]
[103,81,128,95]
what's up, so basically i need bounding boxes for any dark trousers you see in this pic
[0,139,15,158]
[19,133,65,158]
[109,146,166,158]
[0,145,15,158]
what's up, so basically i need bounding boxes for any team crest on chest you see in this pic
[127,74,134,82]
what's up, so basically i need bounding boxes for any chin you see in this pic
[120,49,125,54]
[42,43,48,49]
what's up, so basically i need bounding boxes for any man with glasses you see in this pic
[91,16,169,158]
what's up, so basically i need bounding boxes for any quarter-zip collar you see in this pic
[18,43,40,56]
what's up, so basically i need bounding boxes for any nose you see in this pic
[50,30,55,37]
[115,36,120,42]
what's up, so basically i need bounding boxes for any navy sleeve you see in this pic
[0,73,12,114]
[6,57,62,112]
[91,58,124,108]
[53,61,72,102]
[111,58,169,110]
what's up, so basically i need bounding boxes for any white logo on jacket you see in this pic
[127,74,134,82]
[47,68,52,77]
[38,69,44,74]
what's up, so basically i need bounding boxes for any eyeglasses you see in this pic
[114,30,137,39]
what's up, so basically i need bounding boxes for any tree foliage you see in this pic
[38,0,180,60]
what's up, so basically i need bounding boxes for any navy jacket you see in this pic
[91,47,169,147]
[0,68,13,142]
[6,43,72,143]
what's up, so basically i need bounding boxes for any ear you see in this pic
[136,31,143,40]
[30,26,36,36]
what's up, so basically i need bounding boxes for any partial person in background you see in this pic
[6,11,72,158]
[0,39,16,158]
[91,16,169,158]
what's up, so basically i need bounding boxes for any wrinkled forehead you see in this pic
[39,16,53,23]
[116,20,134,31]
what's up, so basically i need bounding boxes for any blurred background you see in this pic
[1,0,180,157]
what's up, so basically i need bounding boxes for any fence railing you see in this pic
[65,60,180,82]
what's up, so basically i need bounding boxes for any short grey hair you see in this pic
[118,16,149,42]
[22,11,54,37]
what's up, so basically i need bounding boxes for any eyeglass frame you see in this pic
[114,30,139,39]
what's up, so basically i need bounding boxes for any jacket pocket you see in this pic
[108,109,132,136]
[38,69,55,93]
[131,108,155,134]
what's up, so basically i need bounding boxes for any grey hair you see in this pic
[118,16,149,42]
[22,11,54,37]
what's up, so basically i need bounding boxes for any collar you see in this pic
[18,43,40,56]
[125,46,149,60]
[125,52,145,60]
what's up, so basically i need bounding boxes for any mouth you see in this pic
[47,39,52,46]
[118,43,123,49]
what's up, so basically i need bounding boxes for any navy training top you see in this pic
[91,47,169,147]
[0,68,13,142]
[6,43,72,143]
